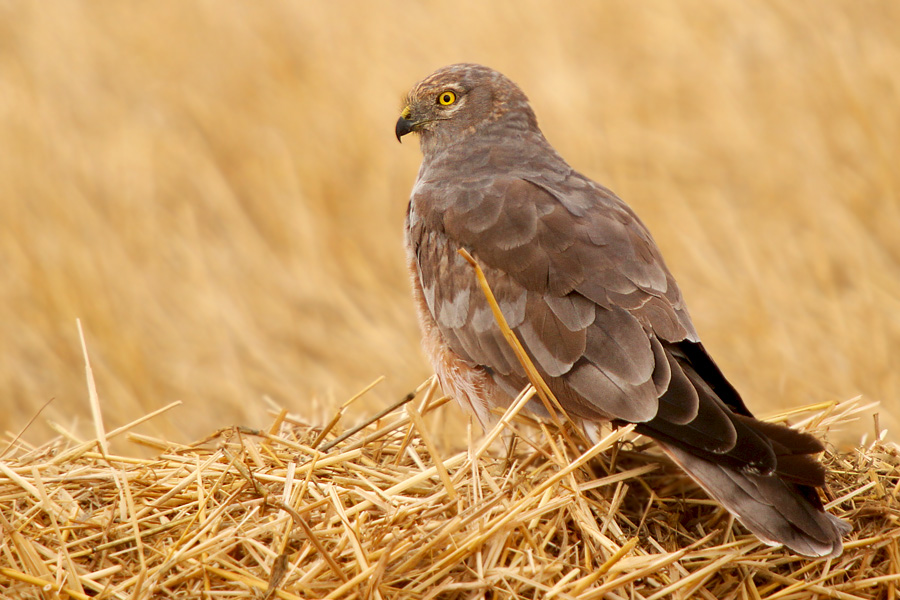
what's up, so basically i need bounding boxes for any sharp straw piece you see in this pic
[0,382,892,598]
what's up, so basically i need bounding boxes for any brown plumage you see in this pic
[396,63,850,557]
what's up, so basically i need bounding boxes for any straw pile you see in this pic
[1,378,897,599]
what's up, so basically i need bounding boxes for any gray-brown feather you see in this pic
[410,158,695,424]
[401,63,848,557]
[661,443,851,558]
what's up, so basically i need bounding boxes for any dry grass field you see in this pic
[1,1,898,450]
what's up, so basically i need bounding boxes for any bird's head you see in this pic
[396,63,538,156]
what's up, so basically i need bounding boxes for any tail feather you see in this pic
[660,442,851,557]
[732,414,828,485]
[630,341,850,557]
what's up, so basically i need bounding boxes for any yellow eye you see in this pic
[438,91,457,106]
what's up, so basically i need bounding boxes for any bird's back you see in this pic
[398,62,850,557]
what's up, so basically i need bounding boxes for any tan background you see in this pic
[2,1,897,450]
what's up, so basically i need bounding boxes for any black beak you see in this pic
[395,116,415,142]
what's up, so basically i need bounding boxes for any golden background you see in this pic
[2,1,897,449]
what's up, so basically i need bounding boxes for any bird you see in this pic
[395,63,850,557]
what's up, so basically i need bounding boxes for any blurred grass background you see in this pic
[1,1,897,449]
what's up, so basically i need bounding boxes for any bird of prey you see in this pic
[395,63,850,557]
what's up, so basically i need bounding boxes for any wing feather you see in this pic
[409,173,695,423]
[401,64,845,555]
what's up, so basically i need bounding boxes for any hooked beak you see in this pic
[395,116,415,142]
[395,105,417,142]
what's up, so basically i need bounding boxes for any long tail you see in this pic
[658,441,851,557]
[630,341,850,557]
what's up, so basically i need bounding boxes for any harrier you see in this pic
[396,63,849,557]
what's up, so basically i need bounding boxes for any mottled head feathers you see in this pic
[396,63,538,156]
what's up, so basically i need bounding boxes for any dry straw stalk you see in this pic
[0,379,898,599]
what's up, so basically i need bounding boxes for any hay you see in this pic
[0,379,897,599]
